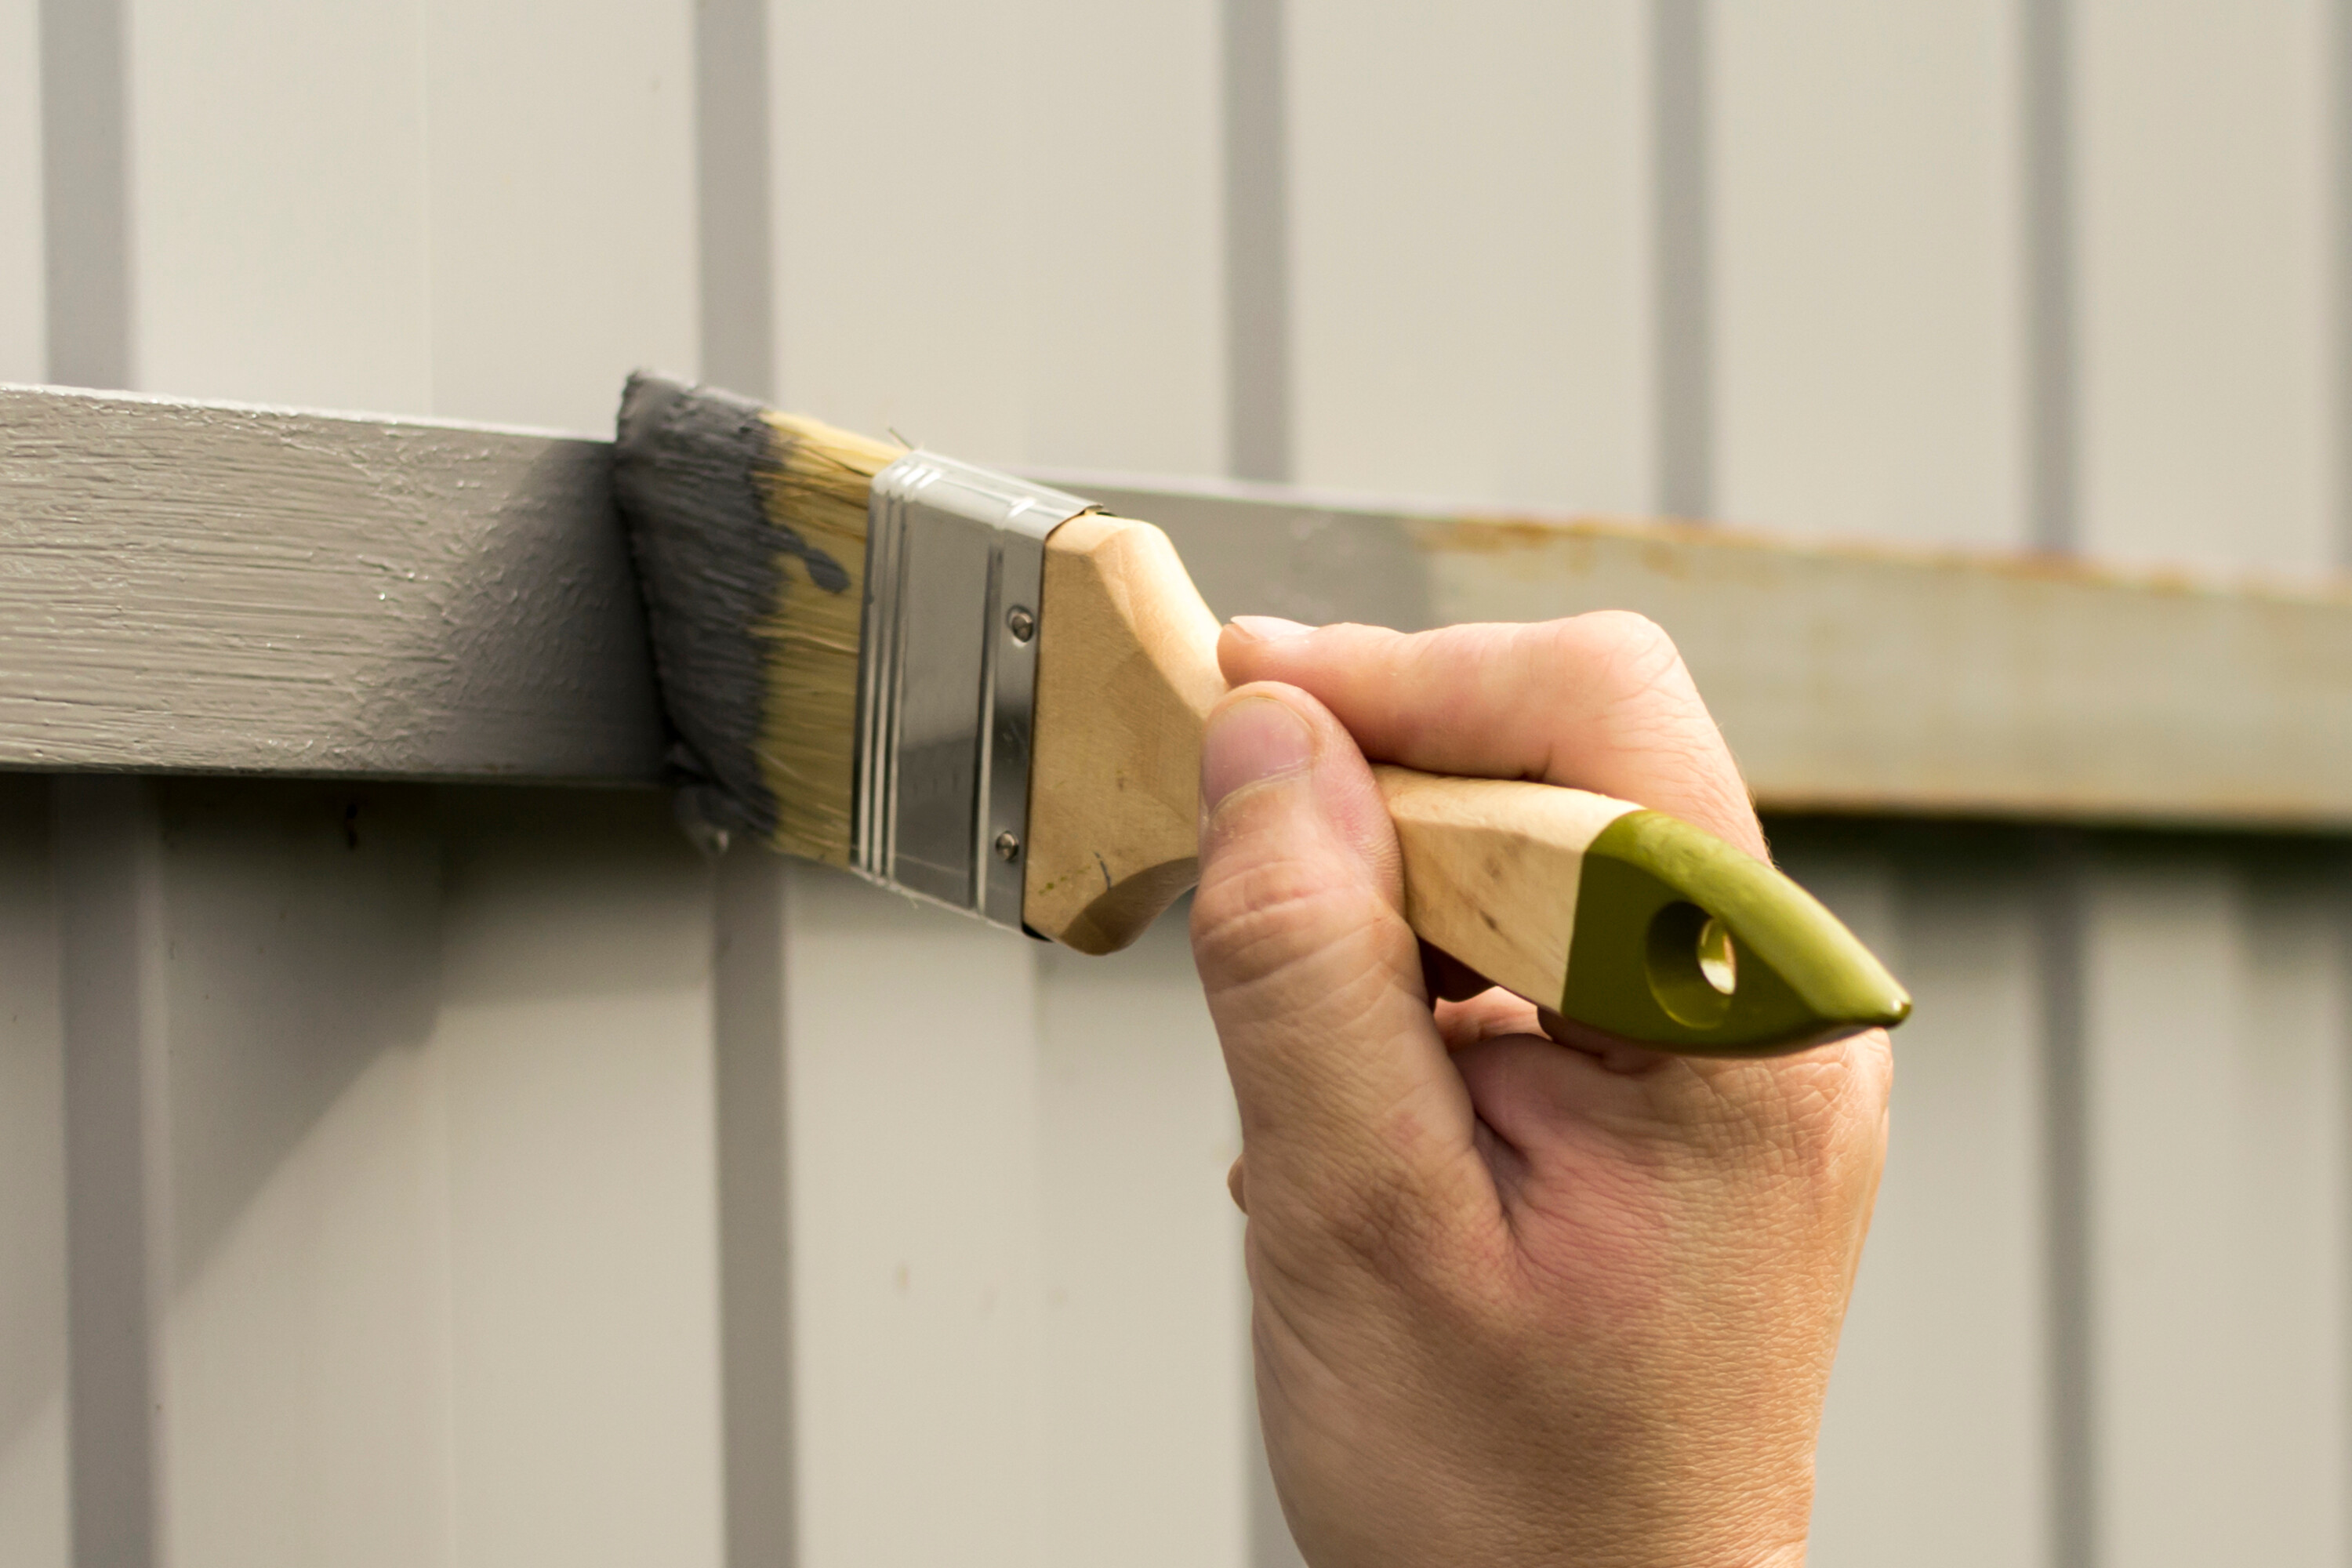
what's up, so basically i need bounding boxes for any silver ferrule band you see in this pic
[852,453,1094,930]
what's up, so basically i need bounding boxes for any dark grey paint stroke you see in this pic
[610,372,840,842]
[40,0,132,390]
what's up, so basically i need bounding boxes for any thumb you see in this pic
[1190,684,1480,1238]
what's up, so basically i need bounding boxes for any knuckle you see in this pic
[1569,609,1685,687]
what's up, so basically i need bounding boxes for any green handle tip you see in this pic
[1559,811,1911,1057]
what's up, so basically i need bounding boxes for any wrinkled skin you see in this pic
[1190,614,1891,1568]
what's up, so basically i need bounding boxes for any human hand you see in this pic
[1190,613,1891,1567]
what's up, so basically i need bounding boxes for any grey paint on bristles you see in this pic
[611,372,849,846]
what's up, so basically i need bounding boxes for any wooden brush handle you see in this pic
[1022,513,1609,997]
[1023,514,1910,1054]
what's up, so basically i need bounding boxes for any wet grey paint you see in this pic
[609,373,853,844]
[0,384,664,781]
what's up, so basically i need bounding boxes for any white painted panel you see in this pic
[0,778,68,1568]
[432,791,723,1568]
[1035,915,1247,1568]
[1014,0,1223,474]
[782,864,1045,1567]
[764,11,1242,1566]
[2074,0,2336,574]
[769,0,1222,472]
[143,786,724,1568]
[1708,11,2046,1553]
[1713,1,2026,547]
[2071,11,2350,1566]
[1287,0,1653,511]
[125,0,434,408]
[1805,845,2047,1568]
[423,0,698,433]
[154,783,453,1568]
[2084,853,2348,1566]
[0,0,42,381]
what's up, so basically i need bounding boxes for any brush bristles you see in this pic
[750,412,901,864]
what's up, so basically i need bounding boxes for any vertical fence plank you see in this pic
[2071,7,2348,1566]
[769,0,1223,471]
[148,783,452,1568]
[1651,0,1711,520]
[413,9,722,1566]
[2075,0,2336,575]
[0,777,67,1568]
[2082,853,2348,1565]
[125,0,433,411]
[83,8,725,1568]
[422,0,697,434]
[1224,0,1290,482]
[1708,9,2047,1563]
[711,849,796,1568]
[430,790,722,1568]
[782,868,1047,1568]
[1287,0,1653,512]
[38,0,128,390]
[1035,920,1247,1568]
[0,0,42,381]
[53,778,169,1568]
[1787,833,2050,1568]
[762,6,1242,1565]
[1714,0,2026,547]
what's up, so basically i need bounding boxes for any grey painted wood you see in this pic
[0,385,665,782]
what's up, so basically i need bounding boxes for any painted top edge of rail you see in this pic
[0,380,614,445]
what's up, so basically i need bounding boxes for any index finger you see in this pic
[1218,615,1767,860]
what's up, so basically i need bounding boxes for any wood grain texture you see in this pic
[0,385,664,782]
[1024,514,1638,1000]
[1023,514,1225,955]
[1376,767,1634,1007]
[1062,474,2352,832]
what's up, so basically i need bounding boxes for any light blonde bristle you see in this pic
[746,412,902,864]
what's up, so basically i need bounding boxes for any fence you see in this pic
[2,4,2350,1566]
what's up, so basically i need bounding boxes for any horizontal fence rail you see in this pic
[2,385,2346,831]
[0,385,665,781]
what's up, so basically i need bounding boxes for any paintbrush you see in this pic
[609,373,1908,1055]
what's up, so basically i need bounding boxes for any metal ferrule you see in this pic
[853,453,1094,930]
